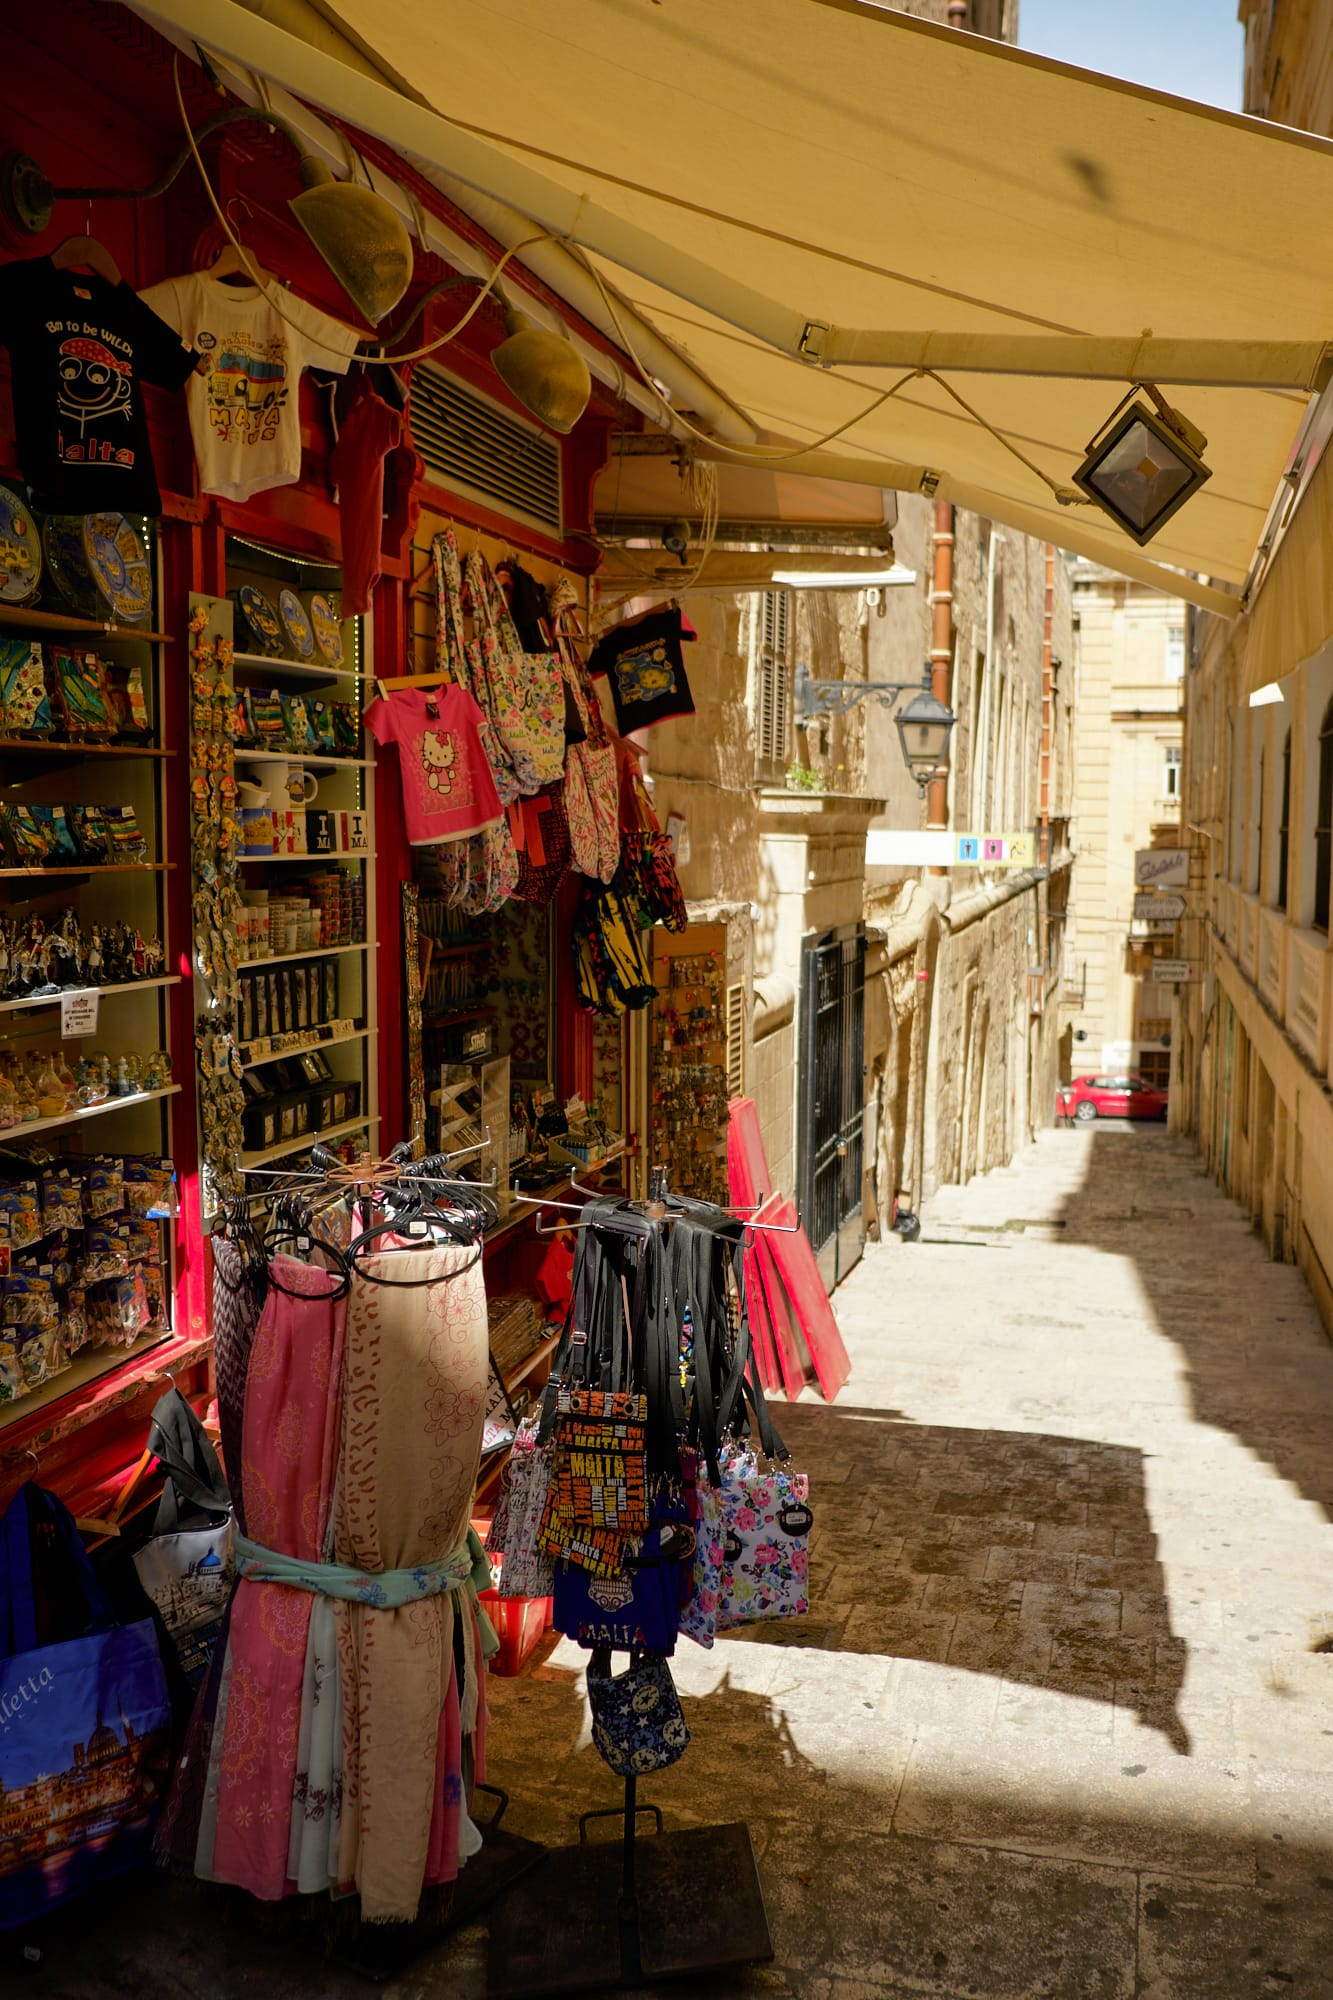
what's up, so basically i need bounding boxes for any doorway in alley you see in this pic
[799,922,866,1290]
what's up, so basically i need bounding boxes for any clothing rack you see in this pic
[487,1166,773,1998]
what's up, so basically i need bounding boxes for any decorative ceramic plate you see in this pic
[0,483,41,605]
[233,583,285,656]
[42,516,99,618]
[82,512,152,625]
[277,587,315,660]
[305,591,344,667]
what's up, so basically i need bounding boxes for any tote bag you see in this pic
[0,1482,172,1930]
[465,549,565,795]
[432,528,520,804]
[131,1388,233,1689]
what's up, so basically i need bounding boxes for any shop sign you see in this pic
[1134,891,1187,921]
[1135,848,1189,888]
[60,989,99,1038]
[1151,958,1194,982]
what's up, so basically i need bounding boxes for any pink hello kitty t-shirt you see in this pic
[364,684,504,845]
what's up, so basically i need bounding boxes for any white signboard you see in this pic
[1135,848,1190,889]
[1151,959,1193,983]
[60,989,99,1038]
[1133,892,1187,921]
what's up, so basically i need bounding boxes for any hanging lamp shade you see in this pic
[492,307,592,434]
[289,157,413,325]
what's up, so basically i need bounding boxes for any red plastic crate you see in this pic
[479,1587,553,1676]
[478,1553,554,1676]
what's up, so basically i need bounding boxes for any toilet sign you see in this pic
[954,832,1035,867]
[1135,848,1189,888]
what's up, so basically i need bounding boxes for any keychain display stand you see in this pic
[487,1772,772,1997]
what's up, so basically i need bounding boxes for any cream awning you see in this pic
[139,0,1333,615]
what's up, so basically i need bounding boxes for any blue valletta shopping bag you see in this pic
[0,1481,172,1930]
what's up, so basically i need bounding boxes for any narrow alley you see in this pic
[23,1123,1333,2000]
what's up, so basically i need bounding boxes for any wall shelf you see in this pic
[231,651,358,687]
[0,741,171,760]
[239,941,371,970]
[238,850,370,865]
[241,1025,369,1072]
[0,606,171,642]
[241,1111,380,1170]
[0,862,173,881]
[0,975,181,1017]
[233,750,370,772]
[1,1082,181,1142]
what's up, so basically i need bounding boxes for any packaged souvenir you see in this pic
[242,685,287,742]
[45,806,80,861]
[68,805,110,863]
[48,650,113,735]
[2,804,53,863]
[280,691,312,749]
[123,1157,177,1219]
[99,805,147,862]
[0,1336,25,1402]
[105,662,151,738]
[330,700,361,754]
[87,1156,126,1217]
[39,1170,82,1235]
[0,639,52,734]
[306,699,336,753]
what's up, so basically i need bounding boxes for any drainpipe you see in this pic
[1040,543,1054,864]
[927,499,955,871]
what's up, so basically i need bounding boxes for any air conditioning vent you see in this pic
[411,365,562,536]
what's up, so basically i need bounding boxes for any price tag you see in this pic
[60,989,99,1039]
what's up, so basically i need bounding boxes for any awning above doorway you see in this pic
[136,0,1333,614]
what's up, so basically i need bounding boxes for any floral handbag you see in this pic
[466,549,565,795]
[712,1443,812,1630]
[586,1646,690,1778]
[432,529,520,803]
[487,1413,556,1599]
[677,1446,726,1649]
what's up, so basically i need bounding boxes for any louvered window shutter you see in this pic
[753,590,791,775]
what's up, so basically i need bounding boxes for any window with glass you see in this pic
[1163,743,1182,798]
[1316,698,1333,933]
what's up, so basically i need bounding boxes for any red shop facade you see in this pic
[0,0,630,1527]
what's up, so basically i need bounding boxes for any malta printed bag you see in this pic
[1,1482,172,1930]
[712,1444,813,1630]
[553,1491,692,1653]
[586,1647,690,1779]
[131,1388,233,1688]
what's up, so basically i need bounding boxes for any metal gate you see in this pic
[798,924,867,1290]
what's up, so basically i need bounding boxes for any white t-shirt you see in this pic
[138,273,358,502]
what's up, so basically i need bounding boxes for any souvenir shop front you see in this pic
[0,7,828,1978]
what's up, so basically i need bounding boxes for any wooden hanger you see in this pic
[51,234,121,285]
[374,670,454,697]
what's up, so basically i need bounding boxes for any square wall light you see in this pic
[1073,399,1211,547]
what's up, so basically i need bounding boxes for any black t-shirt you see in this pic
[0,257,198,514]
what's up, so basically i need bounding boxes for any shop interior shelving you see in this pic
[0,552,183,1436]
[193,537,378,1208]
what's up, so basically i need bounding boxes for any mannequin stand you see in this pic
[487,1774,772,1997]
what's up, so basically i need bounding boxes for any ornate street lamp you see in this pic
[795,662,955,794]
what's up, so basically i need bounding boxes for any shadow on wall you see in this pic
[1059,1127,1333,1524]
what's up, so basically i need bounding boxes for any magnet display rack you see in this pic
[0,554,183,1437]
[192,542,378,1197]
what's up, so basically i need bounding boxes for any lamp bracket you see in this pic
[795,661,930,723]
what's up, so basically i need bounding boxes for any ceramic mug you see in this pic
[236,779,270,806]
[264,759,318,806]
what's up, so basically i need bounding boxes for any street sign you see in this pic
[954,831,1035,867]
[1135,848,1190,888]
[1133,891,1187,921]
[1152,958,1193,983]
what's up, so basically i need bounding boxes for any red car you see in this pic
[1059,1073,1168,1122]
